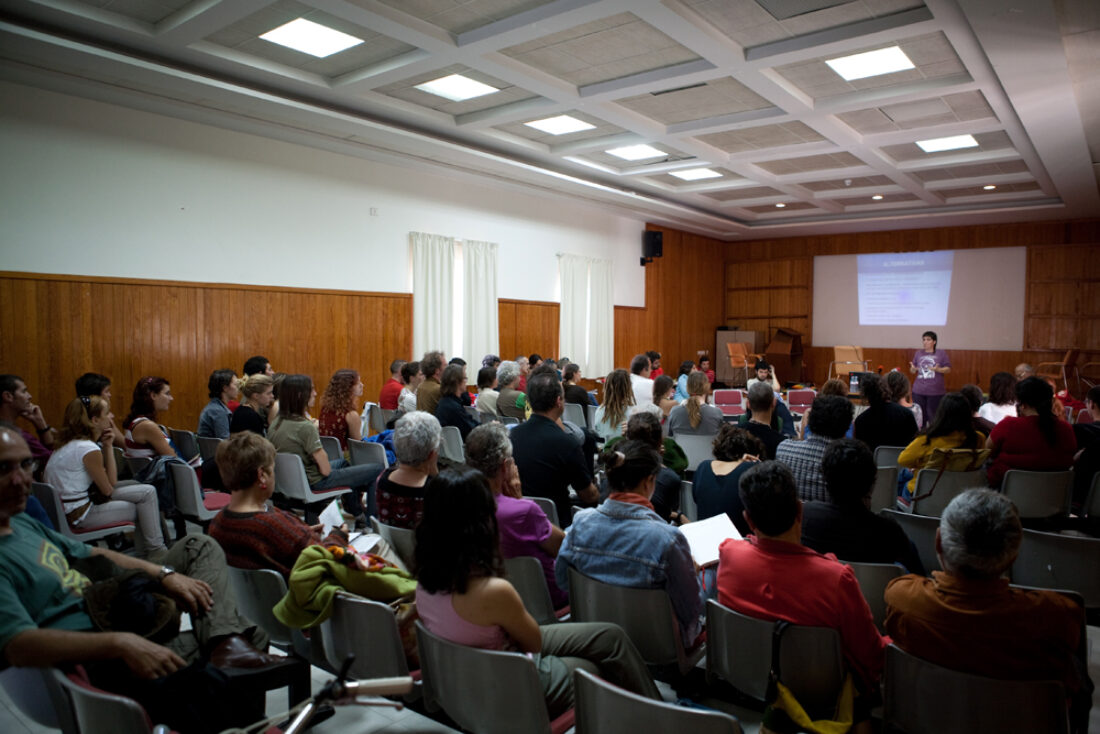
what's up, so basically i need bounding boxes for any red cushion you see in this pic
[310,486,351,497]
[73,520,133,533]
[202,491,231,511]
[549,708,575,734]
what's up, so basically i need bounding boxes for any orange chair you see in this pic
[1036,349,1079,394]
[726,342,761,386]
[828,345,868,383]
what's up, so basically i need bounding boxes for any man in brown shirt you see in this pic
[415,350,445,414]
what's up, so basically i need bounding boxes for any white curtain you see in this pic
[463,240,499,368]
[411,232,455,358]
[587,257,614,376]
[558,253,589,372]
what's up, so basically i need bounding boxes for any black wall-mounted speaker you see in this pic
[643,230,663,259]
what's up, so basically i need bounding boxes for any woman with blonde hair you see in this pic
[593,369,634,441]
[45,396,166,557]
[318,369,364,450]
[666,371,723,436]
[230,373,275,435]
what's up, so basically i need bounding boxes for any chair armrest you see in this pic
[1034,361,1063,372]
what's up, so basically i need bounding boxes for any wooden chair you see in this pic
[828,345,868,382]
[1036,349,1079,395]
[726,342,760,386]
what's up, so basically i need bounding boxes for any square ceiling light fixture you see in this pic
[915,134,979,153]
[606,144,666,161]
[670,168,722,181]
[260,18,363,58]
[825,46,915,81]
[525,115,595,135]
[415,74,499,101]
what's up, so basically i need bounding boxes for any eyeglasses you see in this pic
[0,458,37,477]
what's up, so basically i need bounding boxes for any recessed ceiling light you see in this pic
[670,168,722,181]
[775,203,786,208]
[259,18,363,58]
[415,74,499,102]
[983,184,997,190]
[825,46,915,81]
[524,115,595,135]
[872,194,884,200]
[915,134,979,153]
[606,144,666,161]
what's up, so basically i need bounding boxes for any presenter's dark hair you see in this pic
[922,331,938,347]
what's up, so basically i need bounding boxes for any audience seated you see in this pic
[667,372,724,437]
[692,425,764,536]
[123,376,179,460]
[561,363,592,407]
[317,370,363,451]
[884,489,1092,731]
[801,439,924,573]
[496,360,527,420]
[397,360,422,417]
[1014,362,1036,381]
[0,426,283,734]
[230,373,273,435]
[618,412,685,524]
[510,372,598,528]
[197,369,238,440]
[267,374,380,524]
[853,373,918,452]
[482,354,501,371]
[414,467,661,718]
[593,369,634,441]
[897,392,985,497]
[515,355,530,392]
[435,364,478,441]
[800,378,854,440]
[986,376,1076,488]
[209,431,345,578]
[746,359,781,393]
[885,370,922,432]
[960,383,995,436]
[978,371,1018,426]
[776,395,854,502]
[75,372,126,449]
[379,359,406,411]
[557,440,703,645]
[1072,386,1100,511]
[674,360,694,402]
[0,374,56,474]
[45,396,166,558]
[376,412,440,529]
[629,354,655,409]
[717,461,886,727]
[653,375,677,420]
[416,351,445,414]
[736,382,788,459]
[699,356,715,385]
[476,366,500,417]
[465,423,567,608]
[243,355,274,377]
[646,350,663,378]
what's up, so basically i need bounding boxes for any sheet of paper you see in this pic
[678,513,741,568]
[318,499,345,537]
[350,532,382,555]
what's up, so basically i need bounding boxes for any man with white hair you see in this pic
[885,489,1091,730]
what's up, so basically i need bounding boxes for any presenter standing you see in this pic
[909,330,950,429]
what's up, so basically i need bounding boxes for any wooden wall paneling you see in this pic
[496,300,516,361]
[497,299,559,363]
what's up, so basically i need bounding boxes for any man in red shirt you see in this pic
[717,461,887,702]
[378,359,405,410]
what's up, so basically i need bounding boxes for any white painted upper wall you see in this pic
[0,82,647,307]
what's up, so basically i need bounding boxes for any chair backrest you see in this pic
[562,402,585,428]
[869,465,898,513]
[713,389,743,407]
[880,509,941,573]
[503,556,559,625]
[126,456,151,476]
[380,408,395,427]
[529,496,560,527]
[873,445,905,468]
[680,480,698,522]
[319,435,342,462]
[573,668,742,734]
[347,437,388,468]
[370,517,417,570]
[364,403,385,435]
[1076,408,1093,424]
[705,600,845,718]
[585,404,597,428]
[112,446,133,480]
[196,435,222,464]
[567,568,698,673]
[226,566,307,655]
[1001,469,1074,519]
[1011,529,1100,608]
[438,425,465,463]
[168,428,199,462]
[415,621,555,734]
[0,665,76,732]
[166,462,216,522]
[676,433,717,472]
[329,593,410,678]
[844,561,904,630]
[32,481,135,542]
[911,468,987,517]
[786,389,816,410]
[831,345,867,378]
[273,452,312,502]
[882,644,1068,734]
[465,405,480,421]
[1085,471,1100,518]
[55,668,153,734]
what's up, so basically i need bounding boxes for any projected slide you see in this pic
[857,251,953,326]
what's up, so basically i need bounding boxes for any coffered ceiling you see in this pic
[0,0,1096,239]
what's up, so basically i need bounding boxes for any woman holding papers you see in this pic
[555,441,703,646]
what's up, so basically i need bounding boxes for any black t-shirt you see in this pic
[435,394,479,440]
[854,402,919,452]
[801,500,925,574]
[739,419,787,460]
[563,384,592,407]
[692,460,754,536]
[510,414,592,528]
[229,404,266,436]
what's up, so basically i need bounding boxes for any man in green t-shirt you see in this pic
[0,424,282,725]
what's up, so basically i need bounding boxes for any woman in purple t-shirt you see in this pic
[909,330,951,429]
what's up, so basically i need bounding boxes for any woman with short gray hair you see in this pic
[938,488,1022,578]
[375,412,441,528]
[496,361,527,420]
[465,422,567,608]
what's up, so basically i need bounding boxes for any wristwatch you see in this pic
[157,565,176,582]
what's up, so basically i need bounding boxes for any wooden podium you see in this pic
[765,328,803,383]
